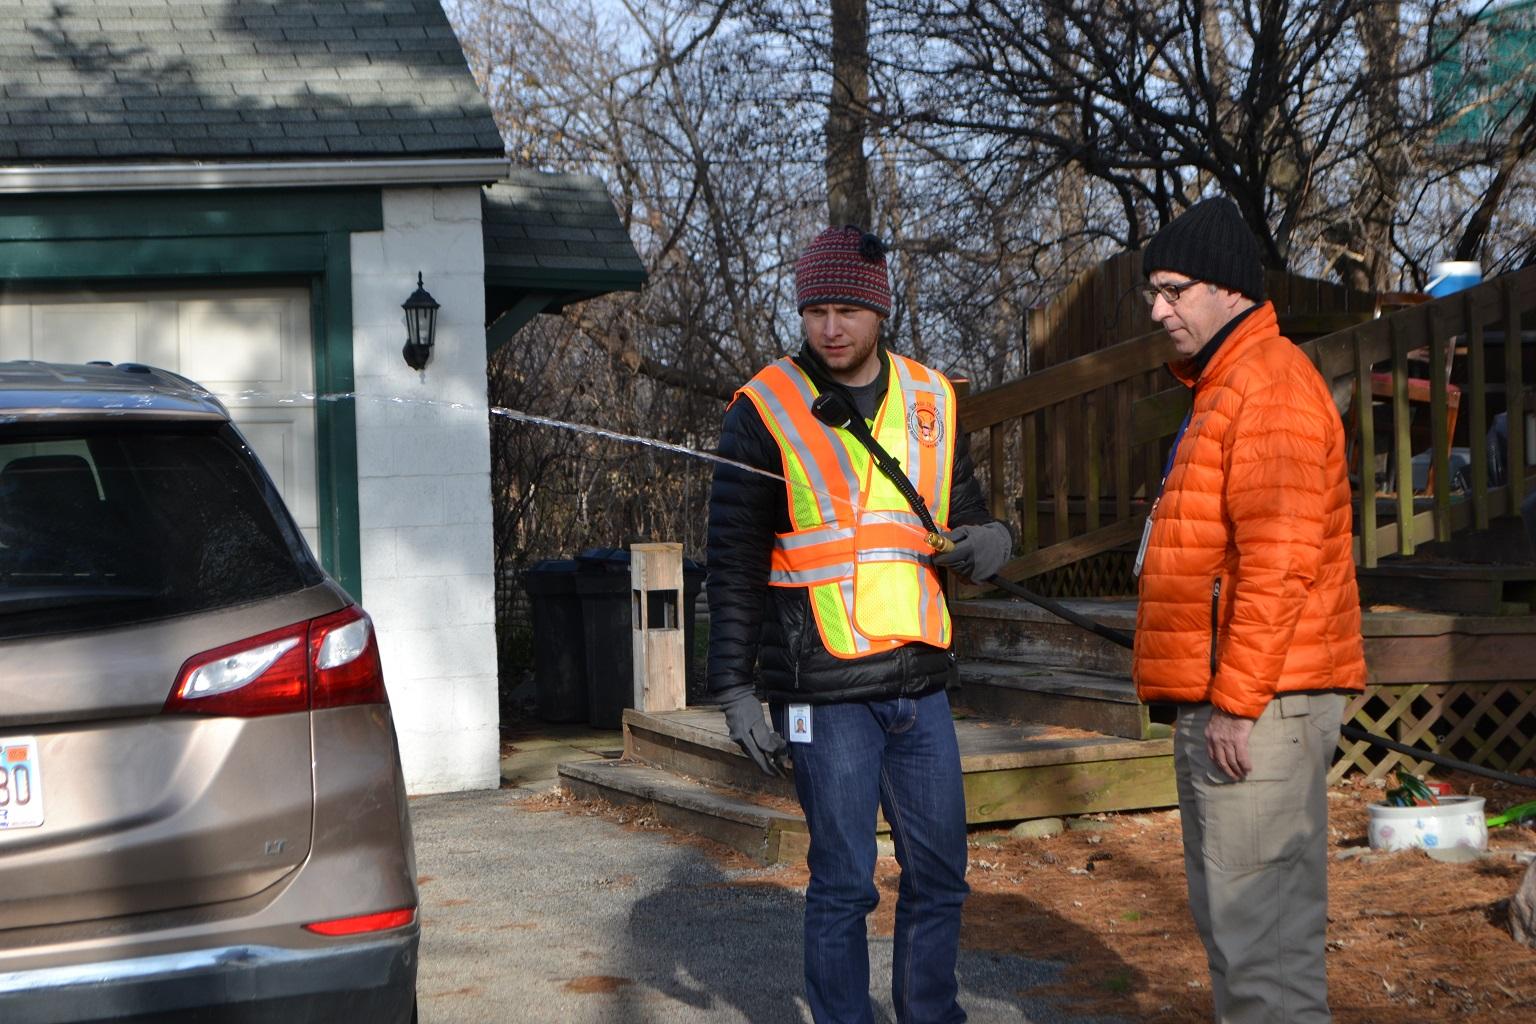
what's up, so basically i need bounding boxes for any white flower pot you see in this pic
[1368,795,1487,852]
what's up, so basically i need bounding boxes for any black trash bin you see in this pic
[683,560,707,705]
[520,559,587,723]
[577,547,707,729]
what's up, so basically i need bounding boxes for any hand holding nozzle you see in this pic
[932,522,1012,581]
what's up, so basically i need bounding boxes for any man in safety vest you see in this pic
[706,225,1012,1023]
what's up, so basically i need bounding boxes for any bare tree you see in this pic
[828,0,873,227]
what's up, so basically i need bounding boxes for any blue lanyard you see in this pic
[1155,408,1193,502]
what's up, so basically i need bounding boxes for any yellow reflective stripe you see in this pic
[811,581,861,652]
[740,381,831,528]
[836,579,874,653]
[779,362,867,514]
[888,355,924,496]
[931,373,956,523]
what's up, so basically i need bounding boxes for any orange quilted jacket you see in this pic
[1132,303,1367,718]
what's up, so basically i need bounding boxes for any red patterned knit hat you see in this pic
[794,225,891,316]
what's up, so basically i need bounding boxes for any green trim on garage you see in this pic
[0,235,328,278]
[316,234,362,603]
[0,190,384,240]
[0,190,380,601]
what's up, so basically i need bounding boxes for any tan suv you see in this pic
[0,362,418,1023]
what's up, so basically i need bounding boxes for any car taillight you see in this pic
[303,907,416,936]
[165,606,387,717]
[309,606,387,709]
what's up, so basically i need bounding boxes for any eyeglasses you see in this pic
[1140,279,1203,306]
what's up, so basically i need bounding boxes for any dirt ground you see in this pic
[535,771,1536,1023]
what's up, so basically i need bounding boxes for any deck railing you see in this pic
[957,266,1536,595]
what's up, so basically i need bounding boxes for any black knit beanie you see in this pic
[1142,197,1265,302]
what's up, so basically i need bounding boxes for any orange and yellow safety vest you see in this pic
[736,352,958,658]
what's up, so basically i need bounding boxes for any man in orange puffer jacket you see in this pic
[1131,197,1367,1024]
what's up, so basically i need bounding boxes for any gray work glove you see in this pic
[934,521,1012,582]
[718,687,788,777]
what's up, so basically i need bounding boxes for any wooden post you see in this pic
[1468,291,1489,531]
[630,542,687,714]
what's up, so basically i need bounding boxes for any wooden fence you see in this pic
[1027,249,1374,370]
[958,264,1536,596]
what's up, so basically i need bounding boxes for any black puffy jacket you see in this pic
[705,352,995,705]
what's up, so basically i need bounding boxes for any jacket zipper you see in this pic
[1209,577,1222,678]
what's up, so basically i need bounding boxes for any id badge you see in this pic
[787,704,813,743]
[1133,499,1159,578]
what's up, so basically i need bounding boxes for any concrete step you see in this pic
[952,597,1135,676]
[957,659,1157,740]
[558,758,809,865]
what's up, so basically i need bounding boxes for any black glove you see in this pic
[718,687,788,777]
[934,521,1012,581]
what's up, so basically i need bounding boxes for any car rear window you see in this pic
[0,422,321,640]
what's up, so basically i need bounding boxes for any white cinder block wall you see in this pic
[350,187,500,794]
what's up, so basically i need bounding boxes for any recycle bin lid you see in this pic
[576,546,704,573]
[524,558,579,574]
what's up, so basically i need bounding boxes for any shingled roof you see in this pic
[0,0,504,163]
[483,170,646,314]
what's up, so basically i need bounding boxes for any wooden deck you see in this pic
[557,595,1536,863]
[557,704,1176,864]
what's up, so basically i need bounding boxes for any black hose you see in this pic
[978,574,1136,649]
[1340,724,1536,790]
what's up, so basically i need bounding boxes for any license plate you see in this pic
[0,736,44,830]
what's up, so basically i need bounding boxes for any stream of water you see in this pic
[214,388,940,548]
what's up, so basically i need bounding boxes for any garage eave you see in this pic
[0,158,513,195]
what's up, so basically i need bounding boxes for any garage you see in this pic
[0,287,319,555]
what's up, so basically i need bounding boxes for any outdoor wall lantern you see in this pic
[401,271,440,371]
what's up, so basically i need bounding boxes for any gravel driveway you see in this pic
[411,788,1123,1023]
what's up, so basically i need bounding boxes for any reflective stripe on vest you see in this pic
[737,352,957,658]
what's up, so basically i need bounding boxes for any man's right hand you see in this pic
[934,521,1012,581]
[1206,707,1257,781]
[719,688,788,777]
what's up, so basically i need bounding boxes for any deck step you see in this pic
[559,758,808,865]
[952,598,1135,675]
[588,708,1178,835]
[957,659,1153,740]
[1358,562,1536,615]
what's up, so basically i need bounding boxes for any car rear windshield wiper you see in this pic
[0,585,164,615]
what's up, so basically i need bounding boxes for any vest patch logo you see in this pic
[908,400,942,447]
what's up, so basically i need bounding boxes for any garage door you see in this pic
[0,287,320,557]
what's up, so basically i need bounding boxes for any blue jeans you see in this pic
[773,689,969,1024]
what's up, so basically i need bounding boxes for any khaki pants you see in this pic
[1174,693,1346,1024]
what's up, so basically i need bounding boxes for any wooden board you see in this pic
[958,661,1150,740]
[559,759,807,865]
[964,754,1177,823]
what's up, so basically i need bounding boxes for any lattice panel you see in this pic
[1328,682,1536,784]
[1028,550,1138,598]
